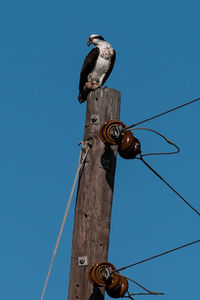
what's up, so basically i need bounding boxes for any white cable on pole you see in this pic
[40,143,90,300]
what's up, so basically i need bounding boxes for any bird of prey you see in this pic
[78,34,116,103]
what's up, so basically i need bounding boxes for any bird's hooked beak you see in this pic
[87,37,92,46]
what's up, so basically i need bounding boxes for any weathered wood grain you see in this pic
[68,87,121,300]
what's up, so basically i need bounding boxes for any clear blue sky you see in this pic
[1,1,200,299]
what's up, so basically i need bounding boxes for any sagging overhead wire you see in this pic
[130,127,200,217]
[88,261,164,298]
[131,127,200,216]
[124,276,164,297]
[112,239,200,274]
[132,127,180,157]
[122,96,200,131]
[88,241,200,298]
[138,155,200,217]
[99,121,200,217]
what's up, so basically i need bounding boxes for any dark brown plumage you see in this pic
[78,34,116,103]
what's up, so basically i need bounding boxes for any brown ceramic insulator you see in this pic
[106,275,129,298]
[99,121,111,144]
[106,283,121,298]
[118,131,135,152]
[118,276,129,297]
[107,273,121,289]
[88,262,116,287]
[118,131,141,159]
[99,120,126,145]
[88,264,96,285]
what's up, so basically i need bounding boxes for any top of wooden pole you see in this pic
[68,87,121,300]
[84,87,121,141]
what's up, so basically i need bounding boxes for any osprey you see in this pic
[78,34,116,103]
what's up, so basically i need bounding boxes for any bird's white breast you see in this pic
[89,56,109,83]
[95,56,110,74]
[89,43,114,83]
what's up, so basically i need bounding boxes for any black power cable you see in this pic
[113,239,200,273]
[122,97,200,131]
[132,127,180,157]
[130,127,200,216]
[138,155,200,217]
[124,276,164,296]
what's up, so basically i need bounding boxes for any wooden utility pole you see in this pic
[68,87,121,300]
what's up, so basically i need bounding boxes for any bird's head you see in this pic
[87,34,105,46]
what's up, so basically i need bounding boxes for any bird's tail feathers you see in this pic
[78,89,89,103]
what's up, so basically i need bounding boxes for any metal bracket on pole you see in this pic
[102,267,112,281]
[78,256,88,266]
[80,141,91,163]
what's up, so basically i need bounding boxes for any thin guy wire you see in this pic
[126,291,135,300]
[124,276,164,295]
[132,127,180,157]
[139,155,200,216]
[128,293,164,296]
[122,96,200,131]
[132,128,197,215]
[125,276,152,293]
[113,239,200,273]
[40,144,90,300]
